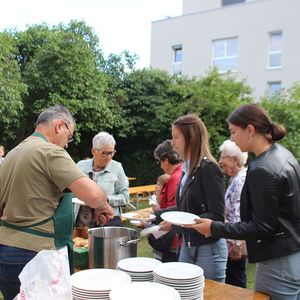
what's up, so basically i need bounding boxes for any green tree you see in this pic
[116,68,253,184]
[0,32,27,146]
[13,23,52,73]
[261,84,300,160]
[159,69,252,155]
[116,68,176,183]
[15,21,124,158]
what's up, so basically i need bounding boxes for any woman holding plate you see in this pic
[183,104,300,299]
[157,114,227,282]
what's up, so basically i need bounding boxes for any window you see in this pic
[222,0,245,6]
[173,45,182,75]
[268,81,282,95]
[268,32,282,68]
[212,37,238,72]
[268,81,282,94]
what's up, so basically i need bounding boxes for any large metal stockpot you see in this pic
[88,226,138,269]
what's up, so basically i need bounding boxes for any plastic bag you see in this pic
[14,246,72,300]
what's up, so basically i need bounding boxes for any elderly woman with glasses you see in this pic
[219,140,248,288]
[74,131,129,227]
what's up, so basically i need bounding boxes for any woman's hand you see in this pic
[159,220,172,232]
[181,218,213,237]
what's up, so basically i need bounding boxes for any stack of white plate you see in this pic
[117,257,162,282]
[71,269,131,300]
[153,262,205,300]
[109,281,181,300]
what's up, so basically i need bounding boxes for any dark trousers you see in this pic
[162,250,178,263]
[0,245,37,300]
[225,257,247,288]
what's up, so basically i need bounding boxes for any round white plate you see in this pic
[72,290,108,298]
[109,282,181,300]
[153,262,203,280]
[154,276,204,286]
[160,211,200,225]
[130,220,142,225]
[117,257,162,272]
[72,198,86,206]
[71,269,131,291]
[139,225,160,237]
[122,212,156,221]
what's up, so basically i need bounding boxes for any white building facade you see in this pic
[150,0,300,98]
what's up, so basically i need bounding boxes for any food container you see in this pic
[73,227,89,270]
[88,226,138,269]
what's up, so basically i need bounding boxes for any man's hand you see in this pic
[94,202,114,225]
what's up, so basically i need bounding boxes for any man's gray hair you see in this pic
[36,105,75,126]
[219,140,248,166]
[92,132,116,149]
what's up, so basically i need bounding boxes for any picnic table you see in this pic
[128,184,156,209]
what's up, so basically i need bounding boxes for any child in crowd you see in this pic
[150,173,171,210]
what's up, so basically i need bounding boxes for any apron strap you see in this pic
[1,216,52,228]
[1,219,72,239]
[2,191,74,273]
[31,132,48,142]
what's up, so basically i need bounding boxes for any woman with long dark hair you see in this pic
[184,104,300,299]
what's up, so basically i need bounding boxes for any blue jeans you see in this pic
[255,251,300,300]
[179,238,228,282]
[0,245,37,300]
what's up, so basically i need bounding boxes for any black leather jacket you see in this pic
[212,144,300,263]
[155,158,225,247]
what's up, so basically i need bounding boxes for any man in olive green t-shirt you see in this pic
[0,104,114,300]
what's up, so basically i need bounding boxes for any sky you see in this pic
[0,0,182,69]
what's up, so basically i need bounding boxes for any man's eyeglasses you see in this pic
[96,149,116,158]
[64,123,74,143]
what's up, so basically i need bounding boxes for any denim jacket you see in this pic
[74,158,129,218]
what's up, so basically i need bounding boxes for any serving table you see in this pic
[204,279,270,299]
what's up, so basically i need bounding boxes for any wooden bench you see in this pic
[128,184,156,209]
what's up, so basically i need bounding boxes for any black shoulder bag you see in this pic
[147,231,175,253]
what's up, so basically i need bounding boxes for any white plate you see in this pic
[153,262,204,280]
[117,257,162,272]
[72,198,86,206]
[139,225,160,237]
[109,282,181,300]
[71,269,131,291]
[122,212,156,221]
[160,211,200,225]
[130,220,142,226]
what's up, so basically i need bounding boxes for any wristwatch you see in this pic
[236,241,242,247]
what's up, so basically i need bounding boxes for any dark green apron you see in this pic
[1,132,75,273]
